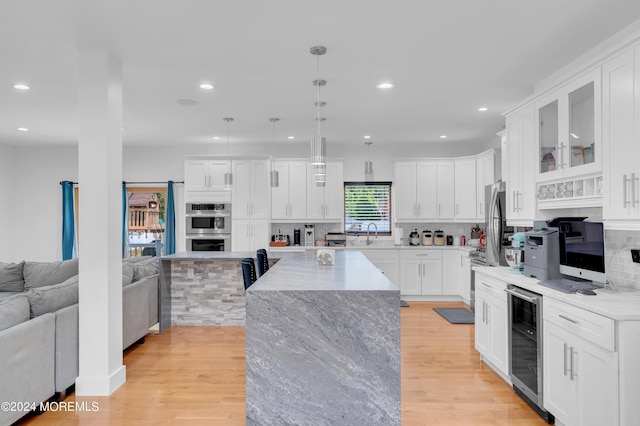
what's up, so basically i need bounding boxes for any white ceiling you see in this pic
[2,0,640,148]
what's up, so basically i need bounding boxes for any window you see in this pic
[344,182,392,235]
[126,187,167,257]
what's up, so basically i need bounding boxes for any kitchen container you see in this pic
[421,230,433,246]
[446,235,453,245]
[434,230,445,246]
[409,229,420,246]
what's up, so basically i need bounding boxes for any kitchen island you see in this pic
[245,251,400,426]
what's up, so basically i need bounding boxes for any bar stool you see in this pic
[241,258,257,291]
[256,248,269,277]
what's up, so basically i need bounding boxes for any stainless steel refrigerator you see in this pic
[484,181,512,267]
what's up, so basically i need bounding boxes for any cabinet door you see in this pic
[535,92,563,181]
[506,105,536,224]
[399,259,422,295]
[323,162,344,220]
[421,258,443,295]
[441,250,461,295]
[307,164,326,220]
[460,255,471,303]
[476,152,495,220]
[436,161,455,219]
[487,293,509,376]
[249,220,270,252]
[603,49,638,220]
[288,162,308,220]
[271,162,290,219]
[394,162,418,219]
[231,220,251,252]
[416,161,437,219]
[232,160,251,218]
[454,159,477,220]
[543,321,573,425]
[208,161,230,190]
[475,294,490,356]
[185,160,209,191]
[249,160,270,219]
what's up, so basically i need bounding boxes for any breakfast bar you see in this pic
[245,251,400,426]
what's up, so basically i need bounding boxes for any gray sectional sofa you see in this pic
[0,256,159,425]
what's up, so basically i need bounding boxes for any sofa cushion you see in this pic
[122,263,135,287]
[26,275,79,318]
[0,261,25,292]
[123,256,153,264]
[0,294,30,331]
[132,258,159,282]
[23,258,79,290]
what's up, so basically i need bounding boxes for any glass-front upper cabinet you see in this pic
[534,69,601,182]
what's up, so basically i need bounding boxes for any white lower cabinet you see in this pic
[442,250,470,296]
[358,250,400,288]
[399,250,442,295]
[231,219,269,252]
[543,298,619,426]
[474,272,509,377]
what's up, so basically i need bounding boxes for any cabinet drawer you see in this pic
[544,298,615,351]
[400,250,442,260]
[475,272,507,299]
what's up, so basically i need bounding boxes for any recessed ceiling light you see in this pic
[176,99,199,106]
[478,107,488,112]
[440,135,448,139]
[287,136,295,140]
[200,84,214,90]
[213,136,220,140]
[364,135,371,139]
[17,127,29,132]
[376,83,394,89]
[13,84,30,90]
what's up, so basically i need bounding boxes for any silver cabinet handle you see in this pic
[482,301,486,323]
[563,343,570,376]
[418,264,421,277]
[504,288,539,304]
[417,203,421,216]
[485,303,490,324]
[512,191,517,212]
[559,143,566,168]
[632,173,639,206]
[623,174,630,207]
[480,282,492,289]
[438,203,441,217]
[559,314,579,324]
[479,202,483,216]
[570,347,576,381]
[423,264,426,275]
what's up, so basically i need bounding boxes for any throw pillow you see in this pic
[0,294,30,331]
[122,263,135,287]
[0,261,26,292]
[26,275,79,318]
[132,258,159,282]
[23,258,79,290]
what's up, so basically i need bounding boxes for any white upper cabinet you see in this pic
[271,161,307,220]
[184,159,229,192]
[534,69,602,182]
[476,150,496,221]
[505,104,536,226]
[307,161,344,221]
[231,159,270,219]
[603,47,640,226]
[454,158,477,221]
[394,160,454,221]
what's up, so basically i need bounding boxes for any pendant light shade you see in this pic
[310,46,327,167]
[269,118,280,188]
[223,117,234,190]
[364,141,374,179]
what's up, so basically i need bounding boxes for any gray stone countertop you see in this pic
[248,251,399,292]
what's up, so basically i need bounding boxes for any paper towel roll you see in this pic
[394,227,404,245]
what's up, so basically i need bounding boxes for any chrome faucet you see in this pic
[366,223,378,245]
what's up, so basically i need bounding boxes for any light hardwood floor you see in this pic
[23,302,549,425]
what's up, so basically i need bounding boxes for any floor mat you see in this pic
[433,307,474,324]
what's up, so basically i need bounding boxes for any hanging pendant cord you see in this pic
[316,54,322,140]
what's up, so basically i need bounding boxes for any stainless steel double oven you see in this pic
[185,203,231,251]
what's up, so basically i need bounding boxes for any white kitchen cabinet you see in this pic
[307,161,344,221]
[454,158,477,221]
[505,104,536,226]
[231,159,270,220]
[603,47,640,226]
[474,272,509,377]
[184,159,230,192]
[543,299,618,426]
[358,249,400,288]
[442,249,470,298]
[394,160,454,221]
[475,150,495,221]
[271,161,307,220]
[399,250,442,295]
[232,219,269,252]
[534,69,602,183]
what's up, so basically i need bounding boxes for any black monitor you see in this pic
[558,221,605,284]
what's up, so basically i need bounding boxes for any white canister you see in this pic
[453,237,461,246]
[394,227,404,246]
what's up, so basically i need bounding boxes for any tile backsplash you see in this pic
[605,229,640,290]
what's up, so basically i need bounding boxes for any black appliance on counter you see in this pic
[326,232,347,247]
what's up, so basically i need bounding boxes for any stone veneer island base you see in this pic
[246,251,400,426]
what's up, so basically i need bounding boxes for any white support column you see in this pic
[75,52,125,396]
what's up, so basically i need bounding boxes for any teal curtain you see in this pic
[61,181,76,260]
[165,181,176,255]
[122,182,128,258]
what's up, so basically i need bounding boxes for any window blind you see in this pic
[344,182,392,234]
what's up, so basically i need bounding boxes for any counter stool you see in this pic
[241,258,257,291]
[256,248,269,277]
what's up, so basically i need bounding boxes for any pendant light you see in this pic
[269,117,280,187]
[310,46,327,167]
[365,141,374,179]
[223,117,234,189]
